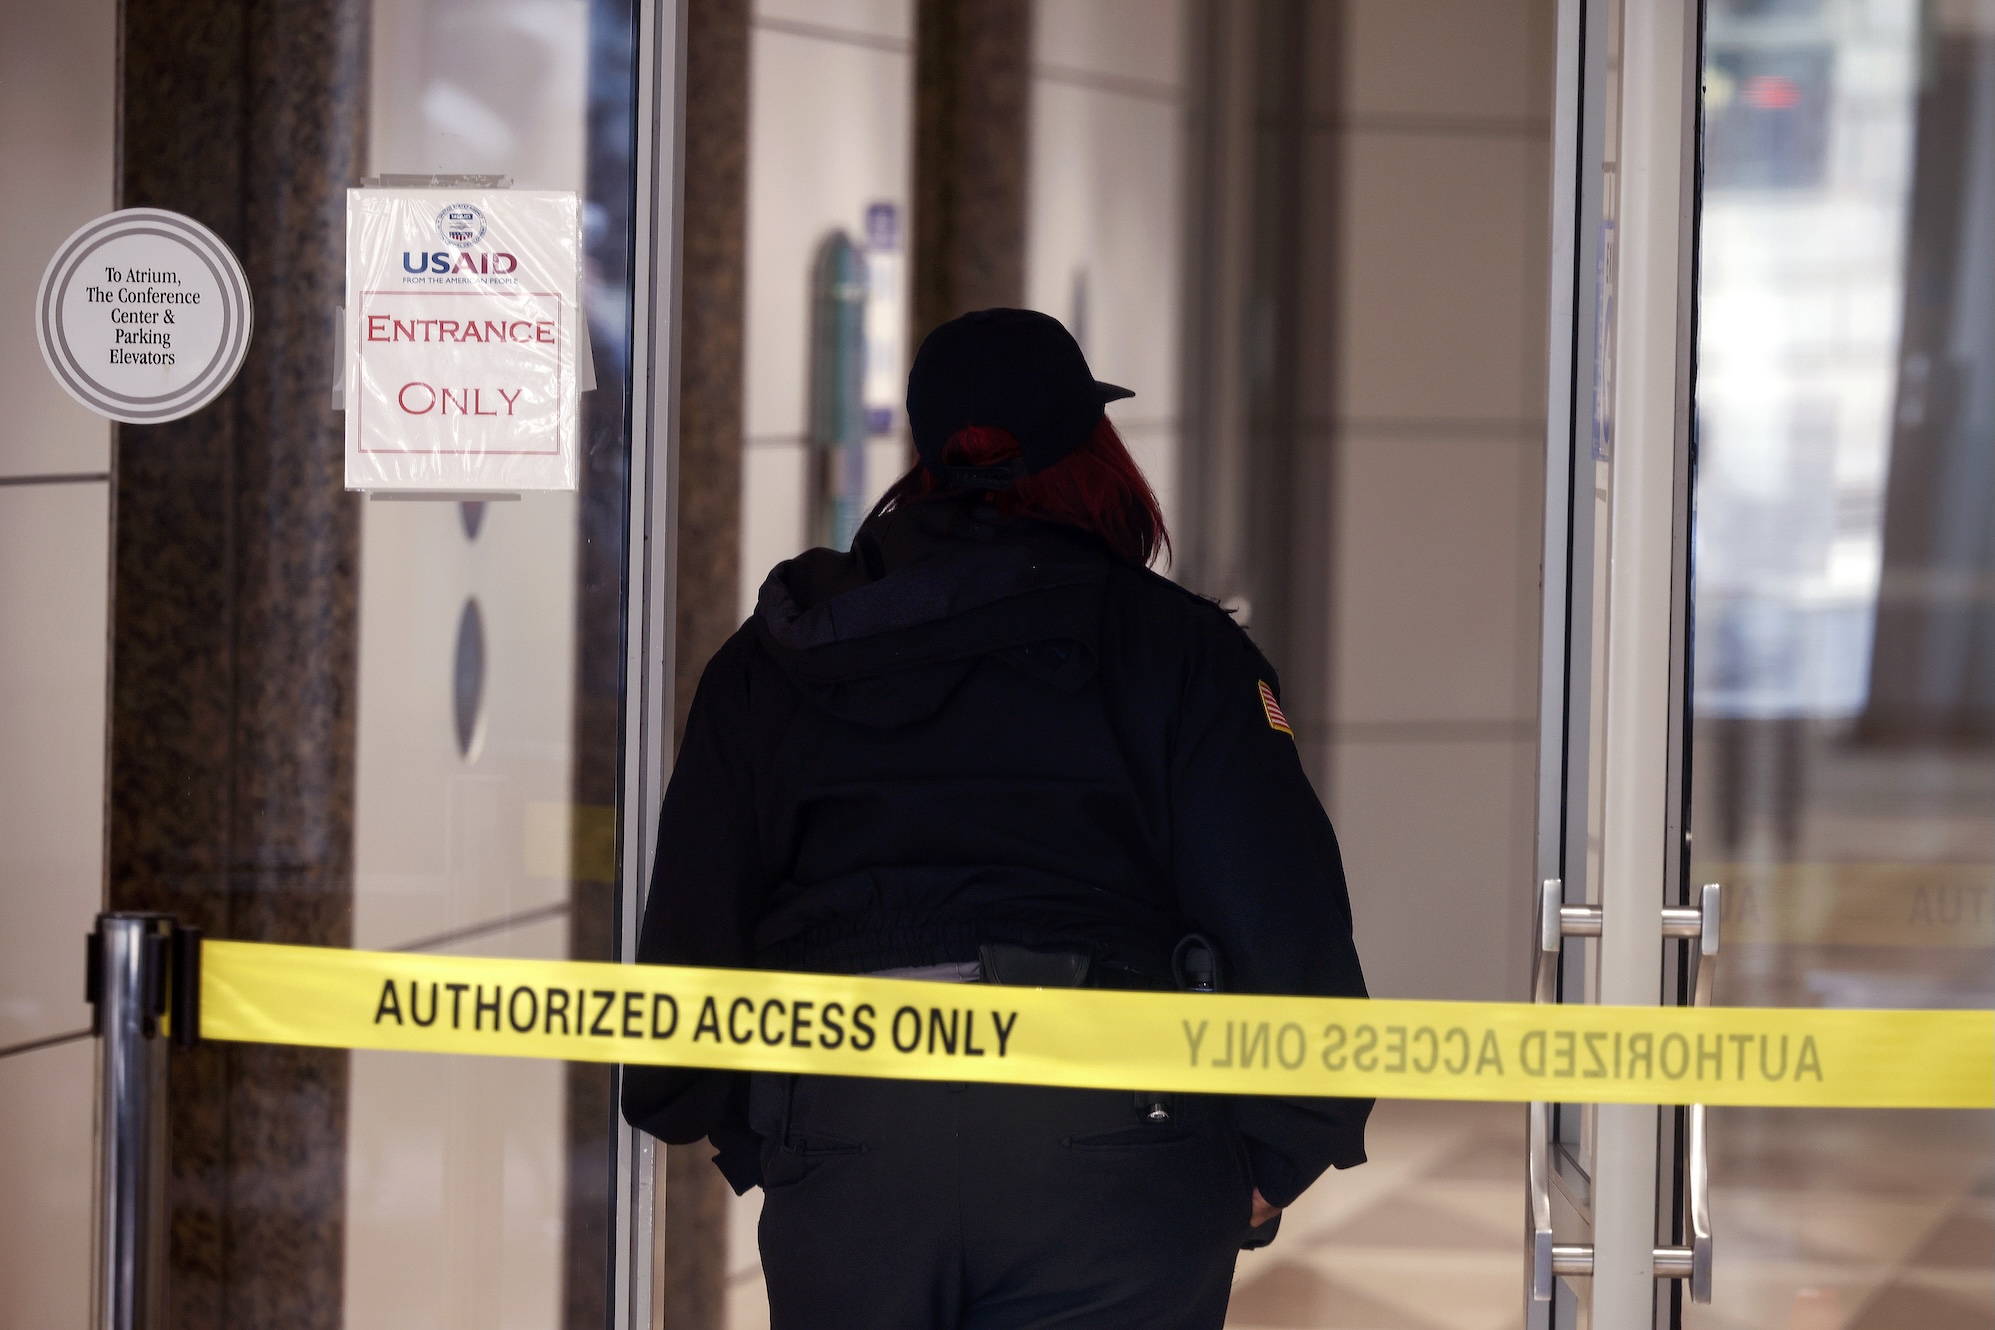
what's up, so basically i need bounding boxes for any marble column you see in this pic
[110,2,366,1327]
[673,0,751,746]
[664,0,751,1326]
[911,0,1032,346]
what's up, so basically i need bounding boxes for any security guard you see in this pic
[624,309,1369,1328]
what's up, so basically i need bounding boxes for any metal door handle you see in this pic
[1652,1101,1710,1295]
[1529,879,1587,1302]
[1527,880,1718,1304]
[1530,1098,1596,1296]
[1653,881,1718,1302]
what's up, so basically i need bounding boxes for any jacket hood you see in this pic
[751,497,1112,727]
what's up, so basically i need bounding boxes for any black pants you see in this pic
[752,1075,1256,1329]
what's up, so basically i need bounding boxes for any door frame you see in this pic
[1532,0,1705,1324]
[614,1,690,1326]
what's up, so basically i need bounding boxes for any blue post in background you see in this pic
[809,203,904,552]
[862,203,904,440]
[809,232,868,551]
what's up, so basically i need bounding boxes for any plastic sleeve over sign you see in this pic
[343,190,582,492]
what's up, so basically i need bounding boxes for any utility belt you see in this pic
[864,935,1274,1247]
[867,936,1222,995]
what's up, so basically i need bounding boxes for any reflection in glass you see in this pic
[1690,1,1994,1324]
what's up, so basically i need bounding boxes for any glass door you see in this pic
[1537,0,1994,1325]
[340,2,676,1326]
[1683,0,1995,1324]
[1532,0,1705,1324]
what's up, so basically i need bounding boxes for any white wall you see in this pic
[1028,0,1187,534]
[0,1,118,1325]
[737,0,917,620]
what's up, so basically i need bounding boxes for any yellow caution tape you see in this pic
[199,941,1995,1110]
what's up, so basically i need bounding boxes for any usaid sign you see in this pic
[344,189,582,492]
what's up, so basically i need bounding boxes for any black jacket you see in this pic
[621,495,1371,1206]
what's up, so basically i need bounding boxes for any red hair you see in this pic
[871,418,1171,567]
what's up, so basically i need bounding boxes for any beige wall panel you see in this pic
[1334,131,1545,425]
[740,442,809,620]
[1026,72,1182,529]
[0,483,108,1045]
[1025,83,1181,400]
[0,0,115,477]
[1343,0,1552,122]
[0,485,102,1330]
[1331,432,1541,724]
[0,1041,93,1330]
[1111,421,1179,540]
[1514,136,1553,421]
[739,439,900,622]
[757,0,912,40]
[1033,0,1181,83]
[1330,736,1536,1002]
[0,496,101,1330]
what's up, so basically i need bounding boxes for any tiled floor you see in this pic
[1230,1101,1995,1330]
[1225,1100,1527,1330]
[721,1098,1995,1329]
[1681,1108,1994,1330]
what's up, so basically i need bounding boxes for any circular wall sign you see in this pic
[35,208,254,424]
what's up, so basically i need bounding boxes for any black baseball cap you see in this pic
[906,308,1134,489]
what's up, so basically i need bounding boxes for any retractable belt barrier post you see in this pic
[193,939,1994,1110]
[85,913,201,1330]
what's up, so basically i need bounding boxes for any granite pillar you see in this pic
[111,2,366,1327]
[673,0,751,746]
[663,0,751,1325]
[910,0,1032,346]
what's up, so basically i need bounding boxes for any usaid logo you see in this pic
[436,203,488,248]
[402,250,519,275]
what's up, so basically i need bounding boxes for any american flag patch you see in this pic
[1258,681,1292,736]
